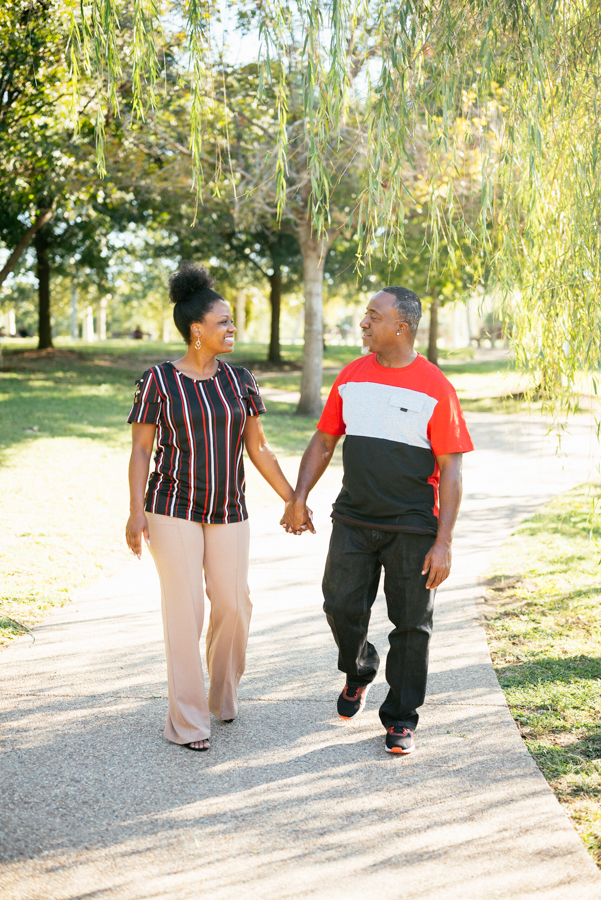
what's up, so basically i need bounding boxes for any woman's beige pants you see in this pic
[146,512,252,744]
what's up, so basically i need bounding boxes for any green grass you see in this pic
[0,337,361,372]
[0,339,528,647]
[484,484,601,866]
[0,344,318,457]
[1,340,514,458]
[0,342,322,645]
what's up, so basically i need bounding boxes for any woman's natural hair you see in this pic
[169,262,224,343]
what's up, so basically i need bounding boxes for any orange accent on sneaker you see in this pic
[385,726,415,754]
[343,686,363,700]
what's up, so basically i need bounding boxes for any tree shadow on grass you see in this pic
[491,582,601,618]
[0,357,135,455]
[496,654,601,687]
[0,352,319,460]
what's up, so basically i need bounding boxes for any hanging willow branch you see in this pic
[64,0,601,407]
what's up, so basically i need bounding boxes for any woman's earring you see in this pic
[195,336,201,349]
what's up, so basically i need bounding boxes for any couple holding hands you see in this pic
[125,263,473,755]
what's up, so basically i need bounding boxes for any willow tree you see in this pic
[207,65,365,414]
[67,0,601,411]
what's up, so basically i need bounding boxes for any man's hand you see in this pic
[280,496,316,535]
[422,539,452,590]
[422,453,463,590]
[279,431,340,536]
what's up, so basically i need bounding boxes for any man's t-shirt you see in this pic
[317,352,474,534]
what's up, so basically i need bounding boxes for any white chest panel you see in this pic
[338,381,437,450]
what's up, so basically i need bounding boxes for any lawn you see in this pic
[0,340,323,644]
[484,483,601,866]
[0,337,539,645]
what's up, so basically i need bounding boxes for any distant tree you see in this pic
[223,230,302,365]
[142,197,303,365]
[113,60,305,366]
[0,1,180,348]
[0,1,64,287]
[0,1,119,347]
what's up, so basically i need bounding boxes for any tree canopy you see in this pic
[2,1,600,413]
[62,0,601,410]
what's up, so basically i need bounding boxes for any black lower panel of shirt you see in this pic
[331,511,437,535]
[333,434,438,534]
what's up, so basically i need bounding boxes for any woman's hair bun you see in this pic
[169,261,216,306]
[168,261,224,344]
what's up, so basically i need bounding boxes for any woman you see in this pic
[125,263,295,751]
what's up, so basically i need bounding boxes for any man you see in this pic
[281,287,473,755]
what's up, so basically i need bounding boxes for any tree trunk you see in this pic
[296,222,330,416]
[0,207,53,290]
[268,265,282,364]
[35,227,53,350]
[70,275,78,339]
[428,297,439,367]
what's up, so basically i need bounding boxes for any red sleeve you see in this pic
[428,391,474,455]
[316,373,346,435]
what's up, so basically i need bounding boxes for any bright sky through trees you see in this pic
[3,1,601,413]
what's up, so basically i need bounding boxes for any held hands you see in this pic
[422,538,452,590]
[280,495,316,536]
[125,511,150,560]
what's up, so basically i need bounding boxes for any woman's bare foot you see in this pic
[186,739,210,751]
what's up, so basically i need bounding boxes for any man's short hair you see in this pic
[382,286,422,336]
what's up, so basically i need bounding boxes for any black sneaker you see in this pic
[385,726,415,754]
[337,683,372,719]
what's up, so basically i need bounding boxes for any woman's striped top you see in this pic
[127,360,266,524]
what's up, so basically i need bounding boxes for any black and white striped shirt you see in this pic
[127,360,266,524]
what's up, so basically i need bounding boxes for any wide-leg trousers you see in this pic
[146,512,252,744]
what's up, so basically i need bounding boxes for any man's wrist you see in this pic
[434,533,452,546]
[291,491,309,505]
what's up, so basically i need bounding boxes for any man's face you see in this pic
[360,291,407,353]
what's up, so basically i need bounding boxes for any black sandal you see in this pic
[185,740,210,751]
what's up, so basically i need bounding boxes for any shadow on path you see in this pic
[1,411,600,899]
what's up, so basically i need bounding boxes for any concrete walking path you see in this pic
[1,411,600,899]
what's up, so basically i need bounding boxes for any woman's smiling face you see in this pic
[191,300,236,354]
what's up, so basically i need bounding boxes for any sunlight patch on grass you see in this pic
[0,341,522,646]
[0,346,322,645]
[0,437,131,645]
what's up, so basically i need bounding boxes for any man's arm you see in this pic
[280,430,341,534]
[422,452,463,589]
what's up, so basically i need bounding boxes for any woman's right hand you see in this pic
[125,511,150,559]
